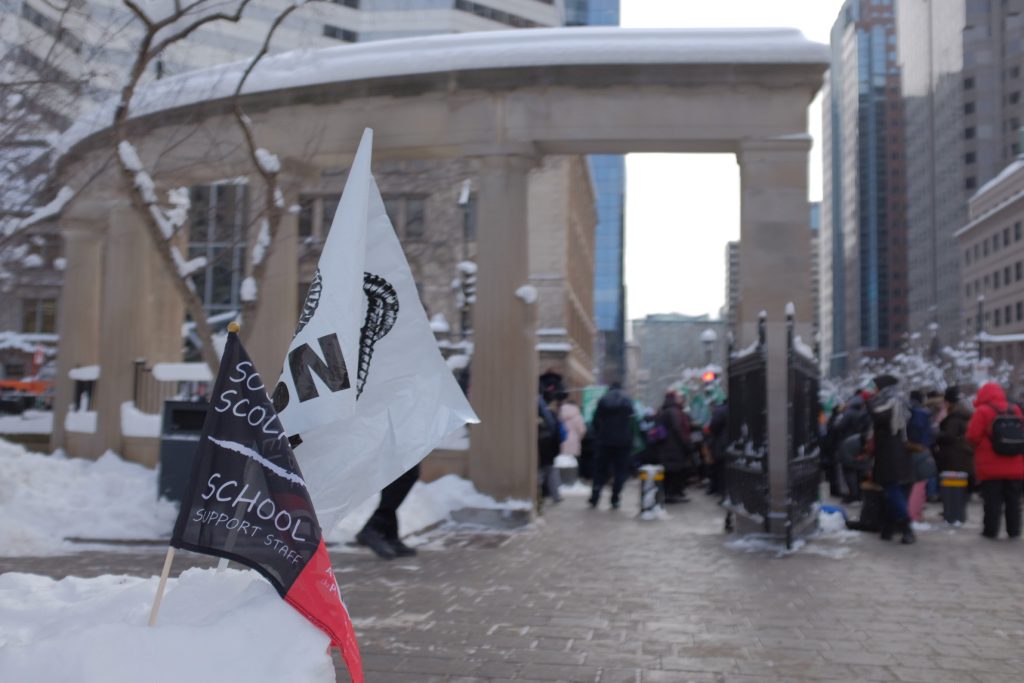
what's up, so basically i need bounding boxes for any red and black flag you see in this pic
[171,330,362,683]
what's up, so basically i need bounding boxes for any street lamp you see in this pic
[700,328,718,366]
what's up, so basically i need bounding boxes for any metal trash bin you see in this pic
[158,400,208,502]
[638,464,665,519]
[939,471,969,524]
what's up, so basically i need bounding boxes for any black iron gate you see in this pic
[723,315,769,533]
[723,309,821,548]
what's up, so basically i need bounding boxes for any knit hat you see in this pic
[944,385,961,403]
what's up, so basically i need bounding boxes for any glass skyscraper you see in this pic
[566,0,627,383]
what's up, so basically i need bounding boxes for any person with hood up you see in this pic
[868,374,916,544]
[656,390,693,503]
[934,385,973,524]
[589,381,635,509]
[966,382,1024,539]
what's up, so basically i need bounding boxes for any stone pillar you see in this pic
[468,155,537,502]
[245,211,298,377]
[737,137,812,533]
[93,204,155,460]
[52,219,105,457]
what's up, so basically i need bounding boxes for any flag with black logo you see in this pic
[273,128,479,530]
[172,330,362,683]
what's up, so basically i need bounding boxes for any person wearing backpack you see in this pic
[966,382,1024,539]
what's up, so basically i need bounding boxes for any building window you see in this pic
[21,298,56,333]
[984,241,989,257]
[453,0,541,28]
[1007,305,1013,325]
[966,177,976,190]
[1005,228,1012,246]
[966,284,972,298]
[1013,66,1021,79]
[964,76,975,90]
[382,195,428,240]
[966,248,971,265]
[330,0,359,6]
[1017,261,1022,281]
[966,152,976,164]
[1011,92,1021,104]
[965,127,976,139]
[1007,266,1013,284]
[188,183,248,315]
[298,196,315,239]
[994,234,1000,251]
[1018,302,1023,321]
[323,25,357,42]
[1017,222,1023,241]
[975,244,981,259]
[985,274,991,289]
[996,309,1002,327]
[965,101,976,114]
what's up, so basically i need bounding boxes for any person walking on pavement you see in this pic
[589,381,635,510]
[657,390,693,503]
[355,464,421,560]
[868,374,916,544]
[966,382,1024,539]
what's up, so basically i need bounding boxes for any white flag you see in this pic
[275,128,479,529]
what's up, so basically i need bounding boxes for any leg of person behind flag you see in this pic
[356,464,421,559]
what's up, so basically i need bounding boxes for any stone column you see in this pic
[52,218,105,457]
[94,204,154,460]
[468,155,537,502]
[736,137,812,533]
[245,211,298,377]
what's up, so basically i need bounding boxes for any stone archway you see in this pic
[54,27,827,504]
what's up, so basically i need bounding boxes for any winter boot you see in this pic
[356,527,397,560]
[879,519,893,541]
[900,521,916,545]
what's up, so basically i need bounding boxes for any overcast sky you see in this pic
[620,0,847,321]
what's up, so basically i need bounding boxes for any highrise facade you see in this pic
[564,0,626,384]
[899,0,1024,345]
[820,0,907,377]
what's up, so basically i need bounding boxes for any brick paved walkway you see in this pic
[3,482,1024,682]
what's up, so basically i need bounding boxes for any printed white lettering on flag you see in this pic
[277,128,478,530]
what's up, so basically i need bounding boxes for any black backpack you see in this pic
[991,409,1024,456]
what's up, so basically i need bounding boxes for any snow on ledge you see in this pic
[68,365,100,381]
[64,409,97,433]
[152,362,213,382]
[59,28,828,156]
[120,401,162,438]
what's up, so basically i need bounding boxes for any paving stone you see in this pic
[4,483,1024,682]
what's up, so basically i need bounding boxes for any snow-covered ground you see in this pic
[0,438,527,557]
[0,568,335,683]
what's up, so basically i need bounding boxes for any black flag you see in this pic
[171,330,362,682]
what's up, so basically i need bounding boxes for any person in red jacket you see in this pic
[966,382,1024,539]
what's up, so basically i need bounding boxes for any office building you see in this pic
[820,0,907,377]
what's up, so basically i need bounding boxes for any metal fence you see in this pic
[785,311,821,548]
[722,310,822,547]
[723,315,769,532]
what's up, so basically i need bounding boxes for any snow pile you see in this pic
[0,440,177,555]
[0,439,520,555]
[326,474,529,544]
[0,568,334,683]
[0,409,53,435]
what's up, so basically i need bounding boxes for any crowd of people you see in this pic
[537,370,728,512]
[822,374,1024,544]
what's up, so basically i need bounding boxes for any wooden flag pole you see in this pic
[217,321,240,574]
[148,547,176,627]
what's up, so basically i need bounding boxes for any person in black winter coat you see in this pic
[934,386,973,477]
[706,399,728,497]
[868,375,916,544]
[588,382,635,509]
[656,391,693,503]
